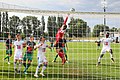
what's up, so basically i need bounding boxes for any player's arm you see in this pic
[46,45,51,49]
[63,14,70,25]
[34,43,43,50]
[66,43,68,51]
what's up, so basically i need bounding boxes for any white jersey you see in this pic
[101,38,113,48]
[37,42,48,57]
[14,40,24,54]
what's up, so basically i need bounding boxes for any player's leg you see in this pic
[18,58,22,73]
[109,49,115,63]
[14,59,18,73]
[53,48,59,62]
[40,59,48,77]
[24,53,33,74]
[96,48,106,66]
[23,53,27,74]
[63,47,68,61]
[23,60,32,74]
[23,53,27,68]
[50,43,53,52]
[58,48,66,65]
[18,54,23,73]
[34,57,42,77]
[4,49,12,64]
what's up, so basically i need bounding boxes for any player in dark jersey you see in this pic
[4,35,12,64]
[53,38,68,63]
[23,36,36,74]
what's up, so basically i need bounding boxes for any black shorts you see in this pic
[56,39,63,49]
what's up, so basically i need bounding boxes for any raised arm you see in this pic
[64,16,68,25]
[63,14,70,25]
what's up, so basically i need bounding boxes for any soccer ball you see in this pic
[70,8,75,12]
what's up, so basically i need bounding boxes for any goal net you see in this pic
[0,8,120,80]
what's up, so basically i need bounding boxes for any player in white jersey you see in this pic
[34,36,51,77]
[13,34,24,73]
[96,33,115,66]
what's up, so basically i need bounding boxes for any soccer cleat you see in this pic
[66,60,69,63]
[34,74,39,78]
[8,62,10,64]
[24,71,28,75]
[40,72,45,77]
[52,60,56,62]
[96,62,100,67]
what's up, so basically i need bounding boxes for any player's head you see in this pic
[30,36,34,41]
[40,36,46,42]
[61,24,67,30]
[106,32,109,38]
[16,34,21,40]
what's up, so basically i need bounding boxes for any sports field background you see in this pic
[0,42,120,80]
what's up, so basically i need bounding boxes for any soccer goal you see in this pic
[0,5,120,80]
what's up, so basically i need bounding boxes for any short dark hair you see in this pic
[16,34,20,37]
[30,35,34,38]
[39,36,46,41]
[63,25,67,30]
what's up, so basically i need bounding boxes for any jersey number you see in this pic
[42,48,46,52]
[17,45,21,49]
[104,42,108,45]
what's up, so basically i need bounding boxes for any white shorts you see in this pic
[14,53,23,60]
[38,56,47,64]
[101,47,111,54]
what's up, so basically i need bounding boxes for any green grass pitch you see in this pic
[0,42,120,80]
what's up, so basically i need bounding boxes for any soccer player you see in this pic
[53,38,68,62]
[23,36,36,74]
[4,34,12,64]
[34,36,51,77]
[96,33,115,66]
[13,34,24,73]
[53,14,69,65]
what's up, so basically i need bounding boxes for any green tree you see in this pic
[57,16,64,28]
[47,16,57,37]
[68,18,89,37]
[22,16,40,37]
[110,27,118,32]
[41,16,45,31]
[9,15,21,36]
[92,24,109,37]
[2,12,9,37]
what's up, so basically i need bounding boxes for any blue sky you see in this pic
[0,0,120,31]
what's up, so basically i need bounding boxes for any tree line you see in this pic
[0,12,119,39]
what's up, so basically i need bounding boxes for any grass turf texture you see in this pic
[0,42,120,80]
